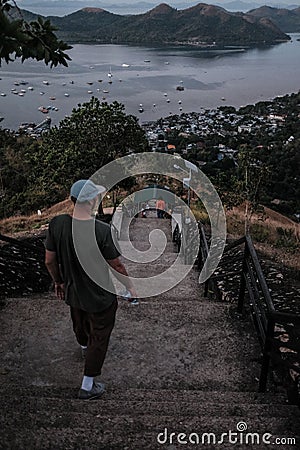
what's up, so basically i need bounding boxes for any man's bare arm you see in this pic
[45,250,65,300]
[107,257,137,298]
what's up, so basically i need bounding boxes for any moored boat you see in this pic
[38,106,49,114]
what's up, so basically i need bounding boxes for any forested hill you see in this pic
[19,3,290,46]
[248,6,300,33]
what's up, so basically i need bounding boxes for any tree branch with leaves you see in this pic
[0,0,72,67]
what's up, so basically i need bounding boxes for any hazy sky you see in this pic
[17,0,299,17]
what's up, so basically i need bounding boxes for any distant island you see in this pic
[18,3,292,47]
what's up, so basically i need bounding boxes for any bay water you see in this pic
[0,35,299,130]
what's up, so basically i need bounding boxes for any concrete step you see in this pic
[101,302,262,393]
[121,256,203,300]
[124,218,173,243]
[0,385,288,404]
[119,242,178,264]
[0,396,299,450]
[0,390,296,420]
[1,429,298,450]
[0,296,261,392]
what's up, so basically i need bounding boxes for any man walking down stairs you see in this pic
[0,215,299,449]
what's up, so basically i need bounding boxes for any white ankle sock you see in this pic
[81,375,93,391]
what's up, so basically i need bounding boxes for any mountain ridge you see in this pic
[15,2,291,45]
[247,5,300,32]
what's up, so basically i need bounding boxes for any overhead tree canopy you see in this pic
[0,0,72,67]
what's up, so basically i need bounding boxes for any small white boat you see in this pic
[108,67,113,78]
[144,60,151,63]
[28,86,34,91]
[43,80,49,85]
[49,96,56,100]
[103,90,109,94]
[165,61,169,65]
[153,103,156,107]
[0,93,6,97]
[164,93,168,97]
[18,92,24,96]
[178,100,182,104]
[64,93,70,97]
[122,63,130,68]
[166,98,170,103]
[87,90,93,94]
[40,92,45,95]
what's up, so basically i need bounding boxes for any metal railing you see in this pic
[197,227,300,402]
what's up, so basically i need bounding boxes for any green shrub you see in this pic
[250,223,270,243]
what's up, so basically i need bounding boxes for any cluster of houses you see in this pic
[142,106,288,156]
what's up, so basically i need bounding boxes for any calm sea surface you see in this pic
[0,35,300,130]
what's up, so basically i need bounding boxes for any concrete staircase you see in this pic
[0,216,299,449]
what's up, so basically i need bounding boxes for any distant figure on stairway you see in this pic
[156,197,166,219]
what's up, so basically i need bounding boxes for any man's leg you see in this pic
[70,307,88,347]
[84,298,118,377]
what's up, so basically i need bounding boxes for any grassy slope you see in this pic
[0,199,299,271]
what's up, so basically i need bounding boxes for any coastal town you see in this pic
[141,97,296,157]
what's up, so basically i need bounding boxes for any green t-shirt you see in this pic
[45,214,120,313]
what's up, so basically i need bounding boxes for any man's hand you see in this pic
[54,282,65,300]
[45,250,65,300]
[128,287,138,299]
[107,257,138,299]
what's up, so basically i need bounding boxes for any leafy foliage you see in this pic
[0,0,71,66]
[0,100,148,217]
